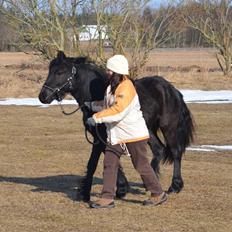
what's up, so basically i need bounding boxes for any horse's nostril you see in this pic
[38,94,44,103]
[38,92,47,104]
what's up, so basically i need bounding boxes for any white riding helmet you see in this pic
[106,55,129,75]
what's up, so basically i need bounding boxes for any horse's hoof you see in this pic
[76,189,90,202]
[166,186,180,194]
[116,185,129,199]
[116,191,126,199]
[116,186,128,198]
[167,178,184,194]
[167,181,183,194]
[76,194,90,202]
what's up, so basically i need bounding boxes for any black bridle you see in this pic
[42,66,84,115]
[43,66,77,102]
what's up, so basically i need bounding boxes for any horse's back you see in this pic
[134,76,183,125]
[135,76,193,148]
[135,75,182,101]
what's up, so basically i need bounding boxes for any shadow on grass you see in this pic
[0,175,100,201]
[0,175,145,201]
[119,198,144,204]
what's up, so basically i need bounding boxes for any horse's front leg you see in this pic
[147,130,165,176]
[77,140,130,201]
[77,139,105,202]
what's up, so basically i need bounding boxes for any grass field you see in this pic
[0,104,232,232]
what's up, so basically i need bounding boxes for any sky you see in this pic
[148,0,164,8]
[147,0,173,9]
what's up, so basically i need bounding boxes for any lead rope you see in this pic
[58,97,129,156]
[59,106,130,156]
[95,125,130,157]
[59,102,83,115]
[58,102,99,145]
[120,143,131,157]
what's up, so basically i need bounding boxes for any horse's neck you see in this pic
[70,87,88,106]
[71,73,107,105]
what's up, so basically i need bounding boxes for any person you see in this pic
[85,54,167,208]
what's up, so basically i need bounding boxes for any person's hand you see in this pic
[84,102,92,110]
[86,117,96,127]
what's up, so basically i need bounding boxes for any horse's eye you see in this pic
[57,71,64,75]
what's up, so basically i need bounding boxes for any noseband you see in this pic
[43,66,77,102]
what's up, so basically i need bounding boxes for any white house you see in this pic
[79,25,108,41]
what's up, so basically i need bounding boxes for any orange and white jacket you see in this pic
[92,78,149,145]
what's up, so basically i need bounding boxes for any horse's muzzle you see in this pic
[38,88,53,104]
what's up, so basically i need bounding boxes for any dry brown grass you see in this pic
[0,52,47,98]
[143,49,232,90]
[0,105,232,232]
[1,49,232,99]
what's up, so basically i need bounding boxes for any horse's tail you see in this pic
[162,90,194,164]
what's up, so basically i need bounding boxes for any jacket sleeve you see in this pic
[92,80,136,124]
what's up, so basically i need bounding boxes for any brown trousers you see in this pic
[101,139,163,199]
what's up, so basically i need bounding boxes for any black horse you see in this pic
[39,51,194,202]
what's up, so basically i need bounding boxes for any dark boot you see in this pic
[90,198,115,209]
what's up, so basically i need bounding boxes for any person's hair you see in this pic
[109,73,125,95]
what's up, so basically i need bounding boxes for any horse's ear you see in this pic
[57,50,66,60]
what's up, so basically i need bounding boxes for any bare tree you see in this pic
[0,0,5,7]
[91,0,178,76]
[0,0,177,76]
[0,0,85,58]
[183,0,232,76]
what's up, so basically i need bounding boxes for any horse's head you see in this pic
[39,51,108,105]
[39,51,84,104]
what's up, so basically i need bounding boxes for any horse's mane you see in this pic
[71,56,96,66]
[73,56,108,81]
[72,56,89,64]
[50,53,107,82]
[50,55,90,67]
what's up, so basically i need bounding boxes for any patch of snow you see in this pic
[1,90,232,105]
[187,147,215,152]
[187,145,232,152]
[0,98,77,106]
[181,90,232,104]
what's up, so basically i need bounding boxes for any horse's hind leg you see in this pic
[148,130,165,176]
[168,149,183,194]
[162,129,184,194]
[77,139,104,202]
